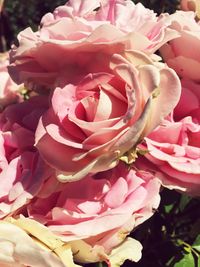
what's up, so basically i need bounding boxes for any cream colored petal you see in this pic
[5,217,80,267]
[56,150,119,182]
[108,238,142,267]
[0,221,66,267]
[123,50,153,66]
[70,240,107,264]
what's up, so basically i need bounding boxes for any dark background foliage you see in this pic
[0,0,200,266]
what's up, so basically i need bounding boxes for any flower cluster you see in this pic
[0,0,199,266]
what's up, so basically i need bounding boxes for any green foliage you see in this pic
[193,235,200,251]
[129,189,200,267]
[173,253,195,267]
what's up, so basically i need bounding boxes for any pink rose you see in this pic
[0,96,52,217]
[35,51,181,181]
[27,163,160,264]
[9,0,177,90]
[181,0,195,10]
[181,0,200,17]
[0,52,21,109]
[160,11,200,81]
[139,79,200,195]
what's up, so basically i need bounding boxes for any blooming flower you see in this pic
[0,96,52,217]
[181,0,200,18]
[27,163,160,264]
[9,0,177,91]
[160,11,200,81]
[35,51,181,181]
[139,79,200,195]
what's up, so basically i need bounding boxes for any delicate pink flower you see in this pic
[0,96,52,218]
[181,0,196,10]
[139,79,200,195]
[0,52,21,109]
[9,0,177,90]
[35,51,181,181]
[27,163,160,263]
[181,0,200,17]
[160,11,200,81]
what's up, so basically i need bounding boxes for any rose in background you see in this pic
[26,162,160,265]
[0,0,4,12]
[138,79,200,195]
[35,50,181,182]
[160,11,200,81]
[0,96,53,218]
[8,0,178,91]
[0,52,21,109]
[181,0,200,18]
[7,0,182,183]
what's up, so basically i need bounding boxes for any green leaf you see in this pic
[193,235,200,252]
[179,195,192,212]
[164,203,174,214]
[174,253,195,267]
[198,256,200,266]
[193,235,200,246]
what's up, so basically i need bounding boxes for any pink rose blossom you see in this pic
[160,11,200,81]
[27,163,160,263]
[35,51,181,181]
[181,0,200,17]
[0,52,21,109]
[139,79,200,195]
[0,96,52,217]
[181,0,196,10]
[9,0,177,90]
